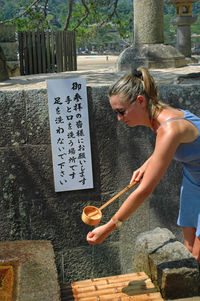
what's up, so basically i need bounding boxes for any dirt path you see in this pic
[77,55,118,71]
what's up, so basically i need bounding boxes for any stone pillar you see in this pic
[175,21,194,57]
[116,0,187,71]
[134,0,164,44]
[0,45,9,81]
[167,0,198,58]
[0,24,20,77]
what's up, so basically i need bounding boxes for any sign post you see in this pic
[47,78,93,192]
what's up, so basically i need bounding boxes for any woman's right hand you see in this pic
[130,156,152,184]
[130,166,145,184]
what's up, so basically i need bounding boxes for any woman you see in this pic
[87,67,200,264]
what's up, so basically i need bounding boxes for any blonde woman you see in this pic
[87,67,200,264]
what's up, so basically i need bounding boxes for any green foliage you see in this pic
[1,0,200,49]
[10,5,51,31]
[164,14,176,45]
[2,0,51,31]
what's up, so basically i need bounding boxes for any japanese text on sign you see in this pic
[47,78,93,192]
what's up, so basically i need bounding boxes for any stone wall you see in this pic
[0,83,200,285]
[0,24,20,77]
[133,228,200,299]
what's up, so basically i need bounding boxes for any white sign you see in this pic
[47,78,93,192]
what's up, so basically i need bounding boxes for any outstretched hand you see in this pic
[87,221,115,245]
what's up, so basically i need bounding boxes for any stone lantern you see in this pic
[167,0,198,57]
[116,0,187,72]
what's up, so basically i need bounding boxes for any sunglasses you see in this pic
[114,109,126,116]
[113,99,136,116]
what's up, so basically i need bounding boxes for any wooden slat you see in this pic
[73,292,163,301]
[63,30,67,71]
[51,31,55,72]
[72,279,155,294]
[72,30,77,71]
[32,32,38,74]
[62,272,164,301]
[46,31,51,73]
[41,31,46,73]
[56,31,63,72]
[68,31,73,70]
[36,31,42,74]
[17,32,25,75]
[24,32,29,75]
[27,31,33,74]
[71,272,148,287]
[17,30,77,75]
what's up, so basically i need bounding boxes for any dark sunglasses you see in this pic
[113,98,136,117]
[114,109,126,116]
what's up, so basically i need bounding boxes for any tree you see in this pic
[55,0,133,49]
[1,0,132,49]
[1,0,51,31]
[3,0,198,51]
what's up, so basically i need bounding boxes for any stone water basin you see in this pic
[0,264,15,301]
[0,240,60,301]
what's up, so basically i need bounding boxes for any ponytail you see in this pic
[109,67,167,120]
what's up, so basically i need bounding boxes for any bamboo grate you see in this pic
[61,272,164,301]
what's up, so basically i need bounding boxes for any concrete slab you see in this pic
[0,240,60,301]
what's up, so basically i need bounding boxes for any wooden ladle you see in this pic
[81,181,138,226]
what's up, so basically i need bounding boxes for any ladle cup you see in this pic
[81,181,137,226]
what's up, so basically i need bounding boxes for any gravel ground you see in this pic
[0,55,200,90]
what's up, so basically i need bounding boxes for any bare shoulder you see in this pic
[155,125,182,153]
[157,110,199,144]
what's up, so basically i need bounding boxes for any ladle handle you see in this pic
[99,181,138,211]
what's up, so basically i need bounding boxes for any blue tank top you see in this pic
[160,110,200,185]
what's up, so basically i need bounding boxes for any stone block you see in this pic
[24,89,51,145]
[0,42,18,61]
[0,24,16,42]
[0,90,26,147]
[0,45,9,81]
[133,228,200,299]
[56,246,94,283]
[6,61,20,77]
[0,240,60,301]
[92,242,121,278]
[117,44,187,72]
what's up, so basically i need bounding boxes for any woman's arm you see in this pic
[87,127,182,244]
[113,128,182,221]
[130,155,153,183]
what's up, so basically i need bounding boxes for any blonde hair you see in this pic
[108,67,167,120]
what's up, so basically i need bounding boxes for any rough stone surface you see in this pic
[6,61,20,77]
[171,15,197,58]
[117,0,190,70]
[0,74,200,284]
[117,44,187,71]
[0,24,20,77]
[134,0,164,44]
[0,42,18,61]
[133,228,200,299]
[0,240,60,301]
[0,45,9,81]
[0,24,16,42]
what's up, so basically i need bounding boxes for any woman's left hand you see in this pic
[87,221,115,245]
